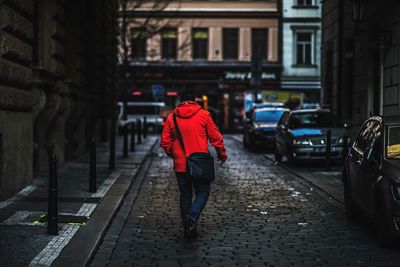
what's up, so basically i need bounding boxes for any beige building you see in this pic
[121,0,281,130]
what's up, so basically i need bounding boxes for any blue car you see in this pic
[243,107,288,150]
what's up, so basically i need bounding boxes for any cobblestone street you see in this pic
[91,136,400,266]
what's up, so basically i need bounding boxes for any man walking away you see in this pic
[160,94,227,239]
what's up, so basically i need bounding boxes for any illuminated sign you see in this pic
[223,71,277,81]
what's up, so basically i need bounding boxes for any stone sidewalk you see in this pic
[0,135,158,267]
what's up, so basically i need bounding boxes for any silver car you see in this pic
[274,109,348,162]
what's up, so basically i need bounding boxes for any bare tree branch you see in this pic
[118,0,184,63]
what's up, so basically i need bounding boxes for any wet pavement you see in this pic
[91,135,400,266]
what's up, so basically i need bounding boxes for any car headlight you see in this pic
[293,139,311,145]
[393,184,400,200]
[338,137,351,144]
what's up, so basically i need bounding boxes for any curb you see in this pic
[261,153,344,209]
[51,138,159,267]
[228,135,344,209]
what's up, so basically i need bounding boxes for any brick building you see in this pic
[0,0,119,199]
[321,0,400,133]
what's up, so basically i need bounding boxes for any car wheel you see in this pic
[248,136,256,151]
[274,146,282,162]
[243,135,249,149]
[376,197,394,247]
[343,175,358,220]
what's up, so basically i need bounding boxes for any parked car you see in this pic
[117,102,165,133]
[243,107,288,150]
[246,102,284,116]
[342,115,400,246]
[274,109,346,162]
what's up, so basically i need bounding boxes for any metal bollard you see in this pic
[137,119,142,144]
[109,115,116,170]
[123,123,128,158]
[89,137,97,193]
[130,122,135,152]
[47,151,58,235]
[143,116,147,139]
[342,132,348,160]
[326,129,332,169]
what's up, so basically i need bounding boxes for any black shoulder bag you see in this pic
[173,114,215,184]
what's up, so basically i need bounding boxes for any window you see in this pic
[162,29,177,59]
[252,29,268,60]
[253,110,286,123]
[223,28,238,60]
[296,32,313,65]
[132,30,147,59]
[386,125,400,159]
[288,112,342,129]
[297,0,313,6]
[192,28,208,60]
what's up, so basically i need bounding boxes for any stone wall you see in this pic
[322,0,400,130]
[0,0,118,200]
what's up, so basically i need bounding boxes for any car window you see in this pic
[278,111,289,125]
[354,120,381,153]
[253,110,285,123]
[386,124,400,159]
[288,112,342,128]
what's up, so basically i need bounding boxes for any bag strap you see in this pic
[173,114,187,157]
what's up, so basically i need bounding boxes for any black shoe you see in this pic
[183,215,198,239]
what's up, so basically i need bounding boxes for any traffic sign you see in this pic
[152,84,165,100]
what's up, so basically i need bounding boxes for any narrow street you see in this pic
[91,136,400,266]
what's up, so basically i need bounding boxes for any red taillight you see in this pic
[132,91,142,96]
[166,92,178,96]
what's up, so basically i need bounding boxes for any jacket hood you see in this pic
[174,101,202,118]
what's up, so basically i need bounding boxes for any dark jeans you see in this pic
[176,172,211,222]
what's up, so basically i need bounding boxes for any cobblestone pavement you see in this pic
[94,135,400,266]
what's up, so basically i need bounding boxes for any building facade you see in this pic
[120,0,280,131]
[0,0,119,200]
[322,0,400,133]
[281,0,321,104]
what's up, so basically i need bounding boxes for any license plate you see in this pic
[314,147,324,152]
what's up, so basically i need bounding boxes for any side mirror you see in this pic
[278,124,286,131]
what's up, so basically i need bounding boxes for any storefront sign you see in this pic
[224,71,277,81]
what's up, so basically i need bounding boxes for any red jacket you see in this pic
[160,101,227,173]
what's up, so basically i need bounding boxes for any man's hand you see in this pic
[217,158,226,166]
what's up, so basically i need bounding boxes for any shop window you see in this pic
[162,29,177,59]
[296,32,313,65]
[252,28,268,60]
[297,0,313,6]
[192,28,208,60]
[223,28,238,60]
[132,29,147,59]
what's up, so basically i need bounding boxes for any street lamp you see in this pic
[350,0,392,47]
[351,0,367,29]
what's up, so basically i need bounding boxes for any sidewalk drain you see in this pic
[39,213,89,225]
